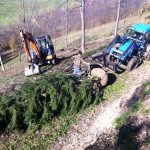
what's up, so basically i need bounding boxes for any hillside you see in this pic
[1,14,148,95]
[52,14,147,50]
[0,0,76,26]
[0,0,54,25]
[0,9,150,150]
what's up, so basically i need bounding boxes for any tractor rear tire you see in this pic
[91,68,108,87]
[127,58,139,72]
[144,44,150,60]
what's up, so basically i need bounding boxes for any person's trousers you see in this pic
[73,68,81,79]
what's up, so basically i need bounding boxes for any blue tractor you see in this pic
[92,23,150,72]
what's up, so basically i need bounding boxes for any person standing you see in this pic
[72,51,90,79]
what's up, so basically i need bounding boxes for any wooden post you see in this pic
[0,55,5,71]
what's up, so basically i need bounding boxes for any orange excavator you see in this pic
[20,29,56,76]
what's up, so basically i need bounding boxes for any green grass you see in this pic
[115,80,150,130]
[0,0,20,25]
[141,107,150,115]
[139,81,150,115]
[1,75,19,84]
[115,102,142,129]
[103,81,125,100]
[0,0,76,26]
[120,72,129,80]
[3,56,20,65]
[86,45,108,57]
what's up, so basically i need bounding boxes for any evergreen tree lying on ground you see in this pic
[0,72,104,133]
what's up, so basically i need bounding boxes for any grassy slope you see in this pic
[0,13,150,149]
[0,0,55,25]
[0,0,19,25]
[0,0,76,26]
[54,14,148,51]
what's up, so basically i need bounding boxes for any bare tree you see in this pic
[74,0,86,53]
[121,0,129,35]
[62,0,76,50]
[80,0,86,53]
[123,1,127,34]
[137,0,144,18]
[20,0,26,30]
[114,0,121,37]
[50,6,62,50]
[19,0,38,61]
[65,0,69,50]
[90,0,94,41]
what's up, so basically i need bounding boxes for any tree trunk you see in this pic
[0,55,5,71]
[138,7,141,18]
[22,0,26,30]
[61,14,64,49]
[16,46,19,56]
[114,0,121,37]
[65,0,68,50]
[54,26,56,50]
[90,0,93,41]
[123,1,127,35]
[80,0,86,54]
[20,45,22,61]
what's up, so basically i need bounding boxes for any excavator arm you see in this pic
[20,29,40,61]
[20,29,41,76]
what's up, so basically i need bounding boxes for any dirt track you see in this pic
[50,61,150,150]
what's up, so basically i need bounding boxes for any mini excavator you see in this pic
[20,29,56,76]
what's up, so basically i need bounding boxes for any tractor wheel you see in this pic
[52,58,56,65]
[144,44,150,60]
[127,57,139,72]
[91,68,108,87]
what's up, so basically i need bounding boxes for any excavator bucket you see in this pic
[25,65,40,76]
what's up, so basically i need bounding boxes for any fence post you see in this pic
[0,55,5,71]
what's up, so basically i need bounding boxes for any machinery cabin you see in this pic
[36,35,56,64]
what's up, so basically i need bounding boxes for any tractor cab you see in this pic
[125,29,144,42]
[36,35,56,62]
[125,23,150,44]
